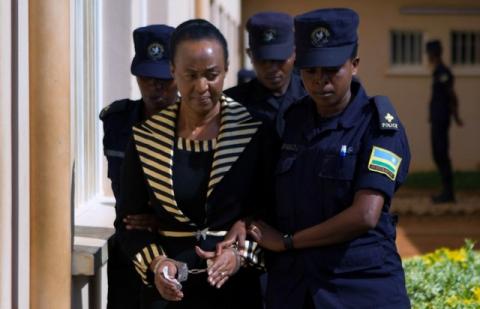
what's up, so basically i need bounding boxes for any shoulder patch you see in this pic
[99,99,130,120]
[368,146,402,181]
[371,95,399,131]
[439,73,450,83]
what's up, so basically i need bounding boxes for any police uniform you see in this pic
[224,12,307,136]
[428,42,455,201]
[101,99,144,199]
[265,9,411,309]
[100,24,175,309]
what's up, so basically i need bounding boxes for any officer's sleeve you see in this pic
[353,121,411,203]
[241,124,280,271]
[115,138,166,285]
[438,68,454,88]
[99,111,121,200]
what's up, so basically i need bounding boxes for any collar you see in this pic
[303,79,369,142]
[252,73,305,104]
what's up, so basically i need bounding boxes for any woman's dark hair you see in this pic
[170,19,229,65]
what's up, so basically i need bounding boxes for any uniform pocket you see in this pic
[333,242,386,274]
[316,154,357,212]
[318,154,356,180]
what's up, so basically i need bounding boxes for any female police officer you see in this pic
[245,8,411,309]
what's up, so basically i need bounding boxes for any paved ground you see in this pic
[392,188,480,258]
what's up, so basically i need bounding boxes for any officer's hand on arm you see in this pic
[196,246,243,289]
[151,256,184,301]
[215,219,246,256]
[291,190,383,249]
[123,213,160,232]
[248,220,285,252]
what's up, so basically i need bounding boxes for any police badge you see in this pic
[147,42,164,61]
[263,29,277,43]
[311,27,330,47]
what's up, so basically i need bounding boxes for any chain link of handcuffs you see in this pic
[154,246,242,290]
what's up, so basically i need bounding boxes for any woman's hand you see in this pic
[248,220,285,252]
[196,246,241,289]
[151,257,184,301]
[123,214,159,232]
[215,219,246,256]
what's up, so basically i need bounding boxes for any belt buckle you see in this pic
[195,228,208,241]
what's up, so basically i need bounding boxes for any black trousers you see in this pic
[431,121,453,194]
[144,269,263,309]
[107,235,143,309]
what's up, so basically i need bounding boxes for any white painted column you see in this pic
[0,0,13,307]
[12,0,30,307]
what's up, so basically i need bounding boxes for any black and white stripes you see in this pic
[132,243,165,285]
[243,240,265,269]
[207,97,262,197]
[176,136,216,152]
[132,96,261,226]
[133,103,194,226]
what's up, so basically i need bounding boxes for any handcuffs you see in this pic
[153,247,242,290]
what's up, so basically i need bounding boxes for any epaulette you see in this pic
[371,95,399,131]
[99,99,130,120]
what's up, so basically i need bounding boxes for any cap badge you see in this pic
[262,29,277,43]
[147,42,164,61]
[311,27,330,47]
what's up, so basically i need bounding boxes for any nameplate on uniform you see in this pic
[368,146,402,181]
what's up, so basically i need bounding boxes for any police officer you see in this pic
[426,40,463,204]
[99,24,177,309]
[224,11,306,135]
[246,8,411,308]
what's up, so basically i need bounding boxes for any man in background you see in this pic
[426,40,463,204]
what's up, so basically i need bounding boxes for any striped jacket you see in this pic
[115,96,277,285]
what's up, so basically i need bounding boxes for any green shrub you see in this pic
[403,240,480,308]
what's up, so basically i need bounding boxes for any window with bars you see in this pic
[451,31,480,65]
[390,30,423,66]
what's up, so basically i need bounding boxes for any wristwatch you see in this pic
[282,233,294,250]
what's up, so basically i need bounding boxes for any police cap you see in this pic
[294,8,359,68]
[246,12,294,61]
[131,24,175,79]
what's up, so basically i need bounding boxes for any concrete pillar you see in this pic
[29,0,72,308]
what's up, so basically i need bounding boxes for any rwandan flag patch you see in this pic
[368,146,402,181]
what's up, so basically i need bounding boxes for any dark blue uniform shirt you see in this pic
[267,79,411,309]
[224,73,306,135]
[100,99,144,201]
[430,63,454,124]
